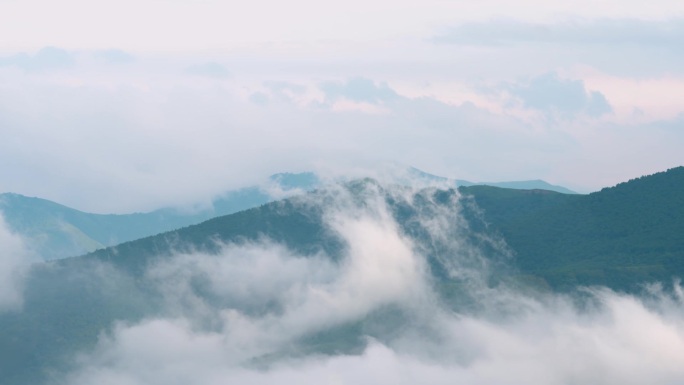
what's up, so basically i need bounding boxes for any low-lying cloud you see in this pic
[0,214,34,312]
[57,181,684,385]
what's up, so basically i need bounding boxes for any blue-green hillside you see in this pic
[459,166,684,290]
[0,172,319,260]
[0,168,575,261]
[0,167,682,384]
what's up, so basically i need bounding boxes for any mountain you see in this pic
[456,179,578,194]
[0,180,503,385]
[0,166,575,261]
[405,166,578,193]
[73,166,682,292]
[1,167,682,384]
[0,172,319,260]
[458,166,684,290]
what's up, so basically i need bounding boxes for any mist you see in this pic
[2,1,684,383]
[0,214,34,312]
[53,181,684,385]
[2,50,683,214]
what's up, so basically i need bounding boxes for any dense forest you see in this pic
[460,166,684,290]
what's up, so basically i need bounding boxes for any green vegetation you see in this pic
[457,179,578,194]
[459,166,684,291]
[1,167,682,384]
[0,172,320,260]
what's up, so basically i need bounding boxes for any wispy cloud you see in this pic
[0,47,682,211]
[321,78,400,105]
[57,181,684,385]
[499,72,613,118]
[0,214,34,312]
[185,62,231,78]
[0,46,74,71]
[93,49,135,64]
[433,18,684,48]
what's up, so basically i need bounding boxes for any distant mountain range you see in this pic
[0,166,682,385]
[77,166,684,292]
[0,169,575,260]
[0,172,319,260]
[405,167,578,194]
[456,179,577,194]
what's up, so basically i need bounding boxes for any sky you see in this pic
[1,0,683,213]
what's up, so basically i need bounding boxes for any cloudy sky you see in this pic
[1,0,683,213]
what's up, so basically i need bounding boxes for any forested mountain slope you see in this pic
[0,167,576,261]
[1,168,682,385]
[0,172,318,260]
[460,166,684,290]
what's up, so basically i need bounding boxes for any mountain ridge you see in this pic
[458,166,684,290]
[0,172,319,260]
[1,166,682,385]
[0,169,576,260]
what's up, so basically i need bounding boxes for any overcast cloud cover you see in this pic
[0,0,683,212]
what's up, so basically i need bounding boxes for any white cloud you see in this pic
[185,62,231,78]
[60,182,684,385]
[0,213,34,311]
[321,77,400,105]
[498,72,613,119]
[0,46,75,71]
[70,291,684,385]
[1,60,682,212]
